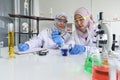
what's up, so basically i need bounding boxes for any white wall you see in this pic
[33,0,40,16]
[39,0,91,23]
[38,0,120,22]
[92,0,120,21]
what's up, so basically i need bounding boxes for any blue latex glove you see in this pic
[69,45,86,55]
[52,30,63,46]
[52,30,60,35]
[18,43,29,51]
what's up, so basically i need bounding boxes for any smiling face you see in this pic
[56,16,67,30]
[74,14,89,32]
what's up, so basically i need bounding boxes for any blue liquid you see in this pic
[61,49,68,56]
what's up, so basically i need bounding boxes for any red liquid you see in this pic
[92,65,118,80]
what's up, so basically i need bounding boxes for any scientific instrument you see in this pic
[8,23,14,58]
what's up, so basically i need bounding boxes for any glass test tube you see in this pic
[8,23,14,58]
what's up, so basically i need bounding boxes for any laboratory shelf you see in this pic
[9,14,54,43]
[9,14,54,21]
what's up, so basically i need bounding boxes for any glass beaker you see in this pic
[108,56,118,80]
[60,45,70,56]
[117,61,120,80]
[84,54,92,73]
[117,60,120,80]
[92,52,109,80]
[84,47,99,73]
[92,51,118,80]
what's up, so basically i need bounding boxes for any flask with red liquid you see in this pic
[92,51,118,80]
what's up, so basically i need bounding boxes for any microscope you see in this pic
[96,12,119,52]
[111,34,119,51]
[95,12,108,53]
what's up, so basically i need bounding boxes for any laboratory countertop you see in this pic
[0,47,91,80]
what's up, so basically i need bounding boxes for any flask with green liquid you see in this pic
[84,47,102,73]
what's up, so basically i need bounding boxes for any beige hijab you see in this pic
[74,7,95,39]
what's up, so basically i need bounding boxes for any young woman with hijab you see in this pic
[18,12,70,51]
[68,7,98,55]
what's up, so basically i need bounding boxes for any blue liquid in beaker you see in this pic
[61,49,68,56]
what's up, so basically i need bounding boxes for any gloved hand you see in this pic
[52,30,63,46]
[52,30,60,35]
[18,43,29,51]
[69,45,86,55]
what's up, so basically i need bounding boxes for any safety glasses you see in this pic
[74,16,89,23]
[56,18,68,23]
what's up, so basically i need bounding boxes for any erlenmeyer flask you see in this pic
[92,52,109,80]
[84,47,100,73]
[84,54,92,73]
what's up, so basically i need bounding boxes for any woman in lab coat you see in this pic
[18,12,70,51]
[68,7,98,55]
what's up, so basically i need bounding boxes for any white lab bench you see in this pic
[0,47,91,80]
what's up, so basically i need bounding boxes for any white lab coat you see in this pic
[26,27,70,49]
[67,23,98,47]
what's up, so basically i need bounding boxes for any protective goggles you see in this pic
[74,16,89,22]
[55,18,68,23]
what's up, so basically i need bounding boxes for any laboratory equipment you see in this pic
[92,51,109,80]
[0,41,4,57]
[84,54,92,73]
[8,23,14,58]
[61,45,70,56]
[84,47,101,73]
[61,49,68,56]
[36,49,48,56]
[109,50,120,80]
[98,12,120,52]
[92,65,109,80]
[91,49,118,80]
[111,34,119,51]
[95,12,120,53]
[95,12,108,52]
[116,59,120,80]
[101,47,109,66]
[108,55,118,80]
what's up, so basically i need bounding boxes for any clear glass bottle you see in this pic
[8,23,14,58]
[101,47,109,66]
[108,51,118,80]
[0,41,4,58]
